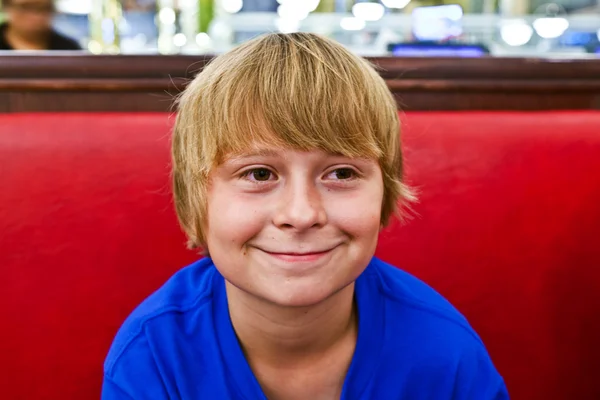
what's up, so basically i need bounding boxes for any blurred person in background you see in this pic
[0,0,80,50]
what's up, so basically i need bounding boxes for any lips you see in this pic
[254,246,338,263]
[267,250,331,256]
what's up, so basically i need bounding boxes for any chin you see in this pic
[262,280,351,308]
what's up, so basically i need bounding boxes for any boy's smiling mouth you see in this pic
[250,245,341,263]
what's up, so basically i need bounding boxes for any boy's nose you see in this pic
[272,181,327,231]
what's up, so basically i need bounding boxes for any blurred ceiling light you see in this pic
[87,40,103,55]
[445,5,464,21]
[209,20,233,41]
[533,17,569,39]
[173,33,187,47]
[275,18,301,34]
[500,20,533,46]
[196,33,211,47]
[55,0,91,15]
[381,0,411,9]
[158,8,177,25]
[352,2,385,22]
[340,17,366,31]
[278,4,309,21]
[222,0,243,14]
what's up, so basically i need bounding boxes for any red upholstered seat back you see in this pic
[1,112,599,399]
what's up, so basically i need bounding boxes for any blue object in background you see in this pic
[559,31,596,47]
[389,42,489,57]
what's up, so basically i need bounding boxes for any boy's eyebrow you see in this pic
[225,148,282,162]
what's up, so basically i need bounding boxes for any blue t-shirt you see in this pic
[102,257,509,399]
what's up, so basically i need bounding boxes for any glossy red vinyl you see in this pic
[1,112,599,399]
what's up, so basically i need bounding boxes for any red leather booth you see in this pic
[1,112,599,399]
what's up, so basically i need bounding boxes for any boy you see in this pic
[102,33,509,399]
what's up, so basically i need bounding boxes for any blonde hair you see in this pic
[172,32,415,250]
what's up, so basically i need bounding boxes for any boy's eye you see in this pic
[326,168,356,180]
[243,168,274,182]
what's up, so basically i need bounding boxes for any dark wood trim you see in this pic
[369,57,600,80]
[0,79,184,91]
[387,79,600,92]
[1,54,599,112]
[3,79,600,93]
[0,54,210,78]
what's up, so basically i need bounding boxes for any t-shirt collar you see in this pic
[212,258,385,399]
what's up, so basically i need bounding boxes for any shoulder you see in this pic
[103,258,217,376]
[369,256,477,341]
[49,29,81,50]
[0,23,10,50]
[366,258,508,397]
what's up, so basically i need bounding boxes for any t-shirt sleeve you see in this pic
[492,381,510,400]
[102,334,169,400]
[102,376,136,400]
[455,339,510,400]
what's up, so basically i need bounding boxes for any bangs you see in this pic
[217,84,383,162]
[186,33,395,165]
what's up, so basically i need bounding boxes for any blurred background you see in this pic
[0,0,599,57]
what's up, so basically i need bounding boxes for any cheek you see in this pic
[325,187,383,240]
[206,187,266,248]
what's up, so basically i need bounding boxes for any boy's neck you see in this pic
[225,281,358,367]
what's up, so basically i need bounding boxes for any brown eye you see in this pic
[333,168,354,180]
[250,168,272,181]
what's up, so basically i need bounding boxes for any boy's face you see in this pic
[205,146,384,307]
